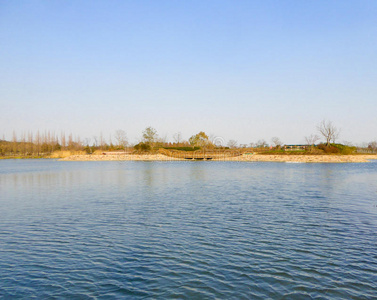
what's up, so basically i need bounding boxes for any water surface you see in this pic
[1,160,377,298]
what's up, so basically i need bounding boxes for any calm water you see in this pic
[1,159,377,299]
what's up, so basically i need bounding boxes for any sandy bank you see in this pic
[60,154,377,163]
[60,154,183,161]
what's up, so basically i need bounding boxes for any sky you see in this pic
[1,0,377,145]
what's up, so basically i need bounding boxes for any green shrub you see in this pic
[317,143,356,154]
[332,144,356,155]
[53,143,62,151]
[317,144,339,153]
[84,146,91,154]
[134,142,151,152]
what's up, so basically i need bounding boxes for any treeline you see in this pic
[0,130,139,157]
[1,125,377,157]
[0,131,84,157]
[0,128,201,157]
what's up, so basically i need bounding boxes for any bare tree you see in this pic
[160,134,168,145]
[84,138,91,153]
[76,135,83,150]
[99,132,104,150]
[12,131,17,154]
[60,132,66,150]
[27,131,33,155]
[305,134,320,150]
[317,120,340,146]
[271,137,283,148]
[109,134,113,148]
[368,141,377,153]
[173,132,182,145]
[93,136,98,147]
[21,132,26,156]
[114,130,128,149]
[256,139,268,148]
[227,139,238,148]
[36,130,41,155]
[68,133,73,150]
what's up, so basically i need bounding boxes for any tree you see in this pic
[368,141,377,153]
[99,132,104,150]
[93,136,98,147]
[317,120,340,146]
[227,139,238,148]
[305,134,320,150]
[189,131,210,147]
[256,139,268,148]
[114,130,128,149]
[60,132,66,150]
[27,131,33,154]
[173,132,182,145]
[21,132,26,156]
[142,127,158,146]
[36,130,41,155]
[271,137,283,148]
[12,131,17,154]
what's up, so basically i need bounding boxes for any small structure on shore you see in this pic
[284,145,308,151]
[159,148,242,160]
[101,151,133,155]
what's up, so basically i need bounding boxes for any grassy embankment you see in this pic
[257,144,359,155]
[1,143,375,160]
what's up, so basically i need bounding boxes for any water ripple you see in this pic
[1,160,377,298]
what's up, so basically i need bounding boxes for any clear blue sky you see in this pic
[1,0,376,145]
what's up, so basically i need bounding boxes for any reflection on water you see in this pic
[1,159,377,299]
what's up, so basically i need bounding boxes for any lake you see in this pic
[1,159,377,299]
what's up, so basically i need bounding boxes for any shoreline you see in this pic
[59,154,377,163]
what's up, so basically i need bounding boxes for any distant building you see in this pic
[284,145,308,151]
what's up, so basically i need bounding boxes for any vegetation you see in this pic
[163,146,201,152]
[134,142,151,152]
[317,120,340,146]
[317,143,356,155]
[0,131,128,158]
[114,129,128,149]
[142,126,158,146]
[1,122,376,159]
[189,131,210,147]
[227,140,238,149]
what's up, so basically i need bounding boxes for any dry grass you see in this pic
[92,150,106,155]
[49,150,87,158]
